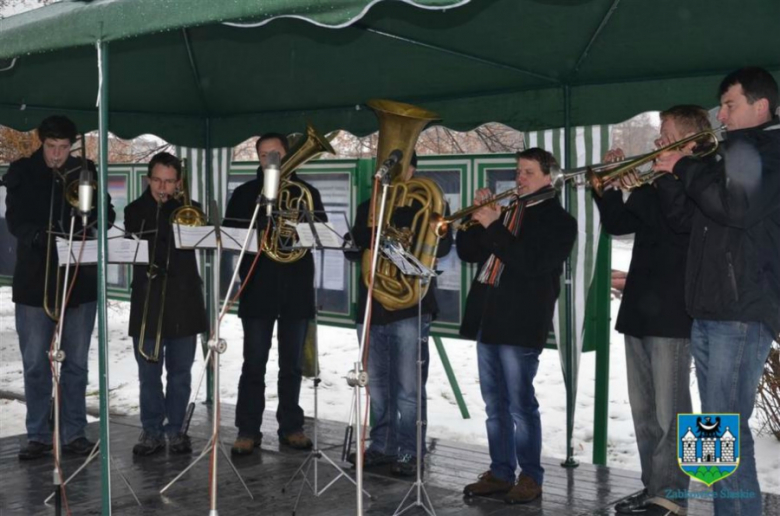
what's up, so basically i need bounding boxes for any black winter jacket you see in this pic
[657,120,780,340]
[593,184,692,339]
[457,195,577,349]
[347,198,453,325]
[5,148,116,307]
[223,167,325,320]
[124,188,209,339]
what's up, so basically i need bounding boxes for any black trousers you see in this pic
[234,317,307,438]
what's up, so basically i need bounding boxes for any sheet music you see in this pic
[172,224,258,253]
[56,237,149,265]
[295,222,343,249]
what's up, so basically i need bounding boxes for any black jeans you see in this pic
[234,317,307,438]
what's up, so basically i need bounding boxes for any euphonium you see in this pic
[361,99,444,311]
[262,122,335,263]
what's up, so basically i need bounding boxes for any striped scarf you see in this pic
[477,202,526,287]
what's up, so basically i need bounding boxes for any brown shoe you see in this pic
[279,431,313,450]
[463,470,513,497]
[231,434,262,456]
[504,473,542,504]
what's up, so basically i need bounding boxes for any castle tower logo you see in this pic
[678,413,740,486]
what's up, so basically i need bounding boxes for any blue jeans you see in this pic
[133,335,197,438]
[359,314,431,458]
[235,317,307,438]
[477,341,543,486]
[691,320,773,516]
[16,302,96,445]
[625,336,692,511]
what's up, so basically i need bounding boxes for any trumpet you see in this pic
[432,185,558,237]
[551,127,724,195]
[138,159,206,362]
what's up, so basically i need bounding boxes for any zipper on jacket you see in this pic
[726,251,739,303]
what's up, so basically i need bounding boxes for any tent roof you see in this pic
[1,0,778,147]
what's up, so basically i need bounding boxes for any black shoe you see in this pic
[346,449,396,467]
[168,433,192,454]
[641,504,676,516]
[615,489,650,514]
[132,433,164,456]
[63,437,96,456]
[18,441,53,461]
[391,454,421,477]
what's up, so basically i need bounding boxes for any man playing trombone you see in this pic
[593,105,711,516]
[5,115,115,460]
[460,148,576,504]
[124,152,208,456]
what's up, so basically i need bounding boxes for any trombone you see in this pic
[432,185,557,237]
[551,127,724,195]
[138,159,206,362]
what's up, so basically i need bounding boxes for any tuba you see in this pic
[361,99,445,311]
[262,122,335,263]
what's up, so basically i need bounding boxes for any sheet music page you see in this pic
[221,227,258,253]
[295,222,342,248]
[173,224,217,249]
[56,238,149,264]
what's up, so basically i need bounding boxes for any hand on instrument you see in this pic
[603,148,625,164]
[653,150,686,174]
[473,204,502,228]
[474,188,492,206]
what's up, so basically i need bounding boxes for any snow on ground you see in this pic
[1,241,778,495]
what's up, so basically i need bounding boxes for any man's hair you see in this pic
[255,132,290,154]
[719,67,779,115]
[147,152,182,179]
[515,147,559,175]
[660,105,712,135]
[37,116,78,144]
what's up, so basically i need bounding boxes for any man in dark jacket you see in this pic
[655,67,780,516]
[124,152,208,456]
[224,133,325,455]
[594,105,711,516]
[345,153,452,476]
[5,115,116,460]
[460,148,576,505]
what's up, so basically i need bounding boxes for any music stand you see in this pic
[279,208,372,514]
[44,226,144,509]
[160,204,254,514]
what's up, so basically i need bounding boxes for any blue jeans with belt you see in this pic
[133,335,197,439]
[16,302,96,445]
[477,340,543,486]
[360,314,431,459]
[691,320,773,516]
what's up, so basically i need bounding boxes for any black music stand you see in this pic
[279,208,372,514]
[160,205,254,514]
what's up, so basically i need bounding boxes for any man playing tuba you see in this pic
[345,152,453,476]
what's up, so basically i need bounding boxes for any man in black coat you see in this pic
[124,152,208,456]
[5,115,116,460]
[344,153,453,476]
[593,105,711,516]
[223,133,325,455]
[460,148,576,505]
[654,67,780,516]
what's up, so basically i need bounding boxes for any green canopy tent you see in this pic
[1,0,779,512]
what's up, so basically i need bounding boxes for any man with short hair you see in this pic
[345,152,452,476]
[595,105,711,516]
[460,148,576,505]
[224,133,325,455]
[655,66,780,515]
[5,115,115,460]
[124,152,208,456]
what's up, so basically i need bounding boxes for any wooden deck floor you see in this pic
[1,403,778,515]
